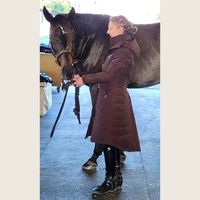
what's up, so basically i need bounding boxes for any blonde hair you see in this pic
[110,15,138,39]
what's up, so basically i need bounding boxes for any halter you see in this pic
[51,45,77,66]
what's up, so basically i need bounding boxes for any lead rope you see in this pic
[50,81,75,138]
[73,63,81,124]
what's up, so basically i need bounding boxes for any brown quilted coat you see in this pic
[82,33,141,152]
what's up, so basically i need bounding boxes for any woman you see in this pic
[72,15,141,195]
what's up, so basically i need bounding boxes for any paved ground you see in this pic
[40,83,160,200]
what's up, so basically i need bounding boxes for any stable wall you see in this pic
[40,52,61,86]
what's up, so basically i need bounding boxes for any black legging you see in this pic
[90,143,123,163]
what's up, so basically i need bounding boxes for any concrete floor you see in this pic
[40,84,160,200]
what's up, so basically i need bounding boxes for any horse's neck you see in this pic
[73,14,108,59]
[74,33,96,59]
[71,14,110,72]
[73,13,109,37]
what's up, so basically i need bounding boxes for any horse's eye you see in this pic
[55,28,62,37]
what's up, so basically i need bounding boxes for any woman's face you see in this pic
[107,21,124,38]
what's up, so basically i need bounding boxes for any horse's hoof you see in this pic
[82,160,98,171]
[120,154,126,163]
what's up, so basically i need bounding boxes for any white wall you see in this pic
[40,7,50,37]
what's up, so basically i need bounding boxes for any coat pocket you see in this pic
[100,83,109,99]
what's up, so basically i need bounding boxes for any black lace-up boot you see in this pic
[92,145,117,195]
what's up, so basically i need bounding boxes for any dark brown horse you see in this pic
[43,6,160,91]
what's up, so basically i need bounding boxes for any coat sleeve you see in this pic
[82,47,134,84]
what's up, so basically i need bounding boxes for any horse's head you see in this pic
[43,6,76,80]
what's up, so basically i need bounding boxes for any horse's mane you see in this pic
[55,13,110,38]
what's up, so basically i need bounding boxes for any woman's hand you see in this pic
[74,77,85,87]
[71,74,84,87]
[72,74,80,81]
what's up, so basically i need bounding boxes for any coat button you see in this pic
[104,94,107,98]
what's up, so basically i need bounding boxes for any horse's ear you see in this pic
[43,6,54,23]
[68,7,76,21]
